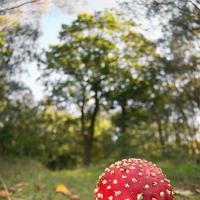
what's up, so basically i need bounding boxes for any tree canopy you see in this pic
[44,11,159,165]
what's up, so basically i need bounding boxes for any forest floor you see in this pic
[0,157,199,200]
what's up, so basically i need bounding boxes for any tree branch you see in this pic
[0,0,40,14]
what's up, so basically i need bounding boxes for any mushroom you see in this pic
[94,158,173,200]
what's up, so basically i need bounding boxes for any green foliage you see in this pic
[35,106,82,169]
[0,100,84,169]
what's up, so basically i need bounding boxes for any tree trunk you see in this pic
[83,136,92,166]
[79,87,91,167]
[118,103,129,157]
[121,104,127,133]
[82,91,99,167]
[155,112,165,154]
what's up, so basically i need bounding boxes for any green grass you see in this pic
[0,157,199,200]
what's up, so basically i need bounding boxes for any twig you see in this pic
[0,176,11,200]
[0,0,40,14]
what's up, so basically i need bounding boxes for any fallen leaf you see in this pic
[70,194,80,200]
[55,184,72,196]
[0,190,11,198]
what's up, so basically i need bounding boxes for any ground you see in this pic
[0,157,199,200]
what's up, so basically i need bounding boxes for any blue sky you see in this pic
[22,0,118,101]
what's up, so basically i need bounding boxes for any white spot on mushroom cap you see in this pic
[107,185,111,190]
[166,189,171,195]
[97,193,103,198]
[114,191,121,197]
[160,191,165,197]
[137,193,143,200]
[124,183,130,188]
[144,184,149,190]
[122,175,127,179]
[132,178,137,183]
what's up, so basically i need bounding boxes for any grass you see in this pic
[0,157,199,200]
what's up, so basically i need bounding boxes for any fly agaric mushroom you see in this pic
[94,158,173,200]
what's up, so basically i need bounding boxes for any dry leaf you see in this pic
[70,194,80,200]
[55,184,72,196]
[0,190,11,198]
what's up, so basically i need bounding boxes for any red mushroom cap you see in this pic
[94,158,173,200]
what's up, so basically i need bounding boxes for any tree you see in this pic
[121,0,200,155]
[0,18,39,156]
[44,11,119,166]
[105,36,157,157]
[0,20,38,102]
[44,10,158,165]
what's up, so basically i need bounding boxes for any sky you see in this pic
[21,0,118,101]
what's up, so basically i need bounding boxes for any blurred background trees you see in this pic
[121,0,200,155]
[0,0,199,169]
